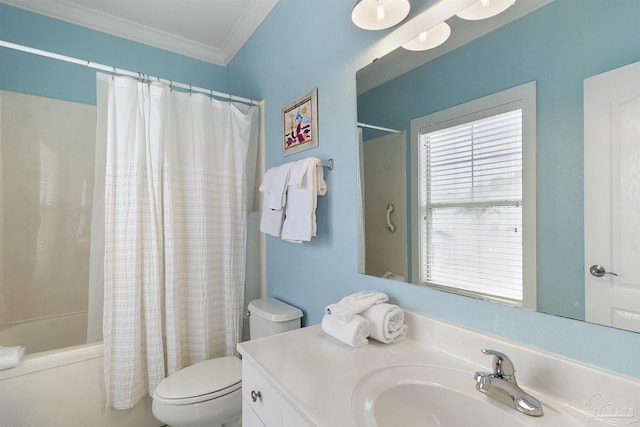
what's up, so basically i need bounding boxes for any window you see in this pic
[410,83,536,308]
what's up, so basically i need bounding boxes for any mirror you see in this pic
[356,0,640,331]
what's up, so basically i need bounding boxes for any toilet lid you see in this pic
[154,356,241,404]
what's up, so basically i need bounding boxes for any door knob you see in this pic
[589,264,618,277]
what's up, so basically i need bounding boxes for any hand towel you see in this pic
[266,162,294,210]
[321,314,369,348]
[259,168,280,236]
[259,162,293,237]
[281,157,327,243]
[324,290,389,322]
[0,346,25,370]
[361,303,407,344]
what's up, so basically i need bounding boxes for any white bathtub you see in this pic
[0,311,89,354]
[0,343,159,427]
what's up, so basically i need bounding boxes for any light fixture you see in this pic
[351,0,411,31]
[402,22,451,51]
[456,0,516,21]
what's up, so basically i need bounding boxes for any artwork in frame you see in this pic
[282,88,318,156]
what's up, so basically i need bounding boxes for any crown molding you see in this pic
[221,0,278,63]
[1,0,277,65]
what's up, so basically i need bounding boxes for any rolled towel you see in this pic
[321,314,370,348]
[0,346,25,370]
[324,290,389,322]
[361,303,407,344]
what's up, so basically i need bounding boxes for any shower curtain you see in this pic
[90,74,258,410]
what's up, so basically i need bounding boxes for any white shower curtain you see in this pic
[92,74,258,409]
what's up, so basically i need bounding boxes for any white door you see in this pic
[584,61,640,332]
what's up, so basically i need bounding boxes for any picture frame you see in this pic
[282,88,318,156]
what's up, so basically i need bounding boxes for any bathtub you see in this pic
[0,311,89,354]
[0,343,159,427]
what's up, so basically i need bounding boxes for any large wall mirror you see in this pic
[356,0,640,332]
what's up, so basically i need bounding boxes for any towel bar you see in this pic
[321,159,334,170]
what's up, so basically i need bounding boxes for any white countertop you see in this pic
[237,311,640,426]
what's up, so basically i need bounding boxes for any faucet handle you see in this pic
[481,349,515,379]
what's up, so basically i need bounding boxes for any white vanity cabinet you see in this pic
[238,313,640,426]
[241,358,313,427]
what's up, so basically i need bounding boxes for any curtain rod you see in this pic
[357,122,402,134]
[0,40,259,106]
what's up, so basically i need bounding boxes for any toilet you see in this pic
[152,297,303,427]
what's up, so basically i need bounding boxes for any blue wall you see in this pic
[357,0,640,321]
[228,0,640,379]
[2,0,640,379]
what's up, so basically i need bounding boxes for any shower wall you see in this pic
[363,132,408,280]
[0,89,95,353]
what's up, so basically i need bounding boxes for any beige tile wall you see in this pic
[1,90,95,345]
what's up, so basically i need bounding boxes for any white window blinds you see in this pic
[419,109,523,302]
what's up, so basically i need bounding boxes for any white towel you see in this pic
[259,163,294,237]
[321,314,369,348]
[324,290,389,322]
[0,346,25,370]
[266,162,294,210]
[361,303,407,344]
[259,205,284,237]
[281,157,327,243]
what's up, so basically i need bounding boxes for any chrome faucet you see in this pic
[474,348,544,417]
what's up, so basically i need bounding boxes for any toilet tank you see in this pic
[248,297,303,339]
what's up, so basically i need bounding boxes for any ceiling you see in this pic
[1,0,279,65]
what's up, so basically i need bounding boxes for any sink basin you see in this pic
[351,364,584,426]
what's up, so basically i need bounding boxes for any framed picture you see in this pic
[282,88,318,156]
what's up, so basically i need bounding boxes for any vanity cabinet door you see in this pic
[242,399,265,427]
[242,358,315,427]
[242,360,283,426]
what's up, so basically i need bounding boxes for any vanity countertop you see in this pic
[237,311,640,426]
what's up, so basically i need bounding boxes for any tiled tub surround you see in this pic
[238,310,640,426]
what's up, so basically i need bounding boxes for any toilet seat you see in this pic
[153,356,242,406]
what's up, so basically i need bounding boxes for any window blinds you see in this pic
[419,109,523,302]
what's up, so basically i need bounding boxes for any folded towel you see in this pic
[324,290,389,322]
[361,303,407,344]
[380,324,407,344]
[0,346,25,371]
[266,162,294,210]
[281,157,327,243]
[321,314,369,348]
[259,163,294,237]
[260,206,285,237]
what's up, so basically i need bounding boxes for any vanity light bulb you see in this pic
[351,0,410,30]
[376,0,385,23]
[401,22,451,51]
[456,0,516,20]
